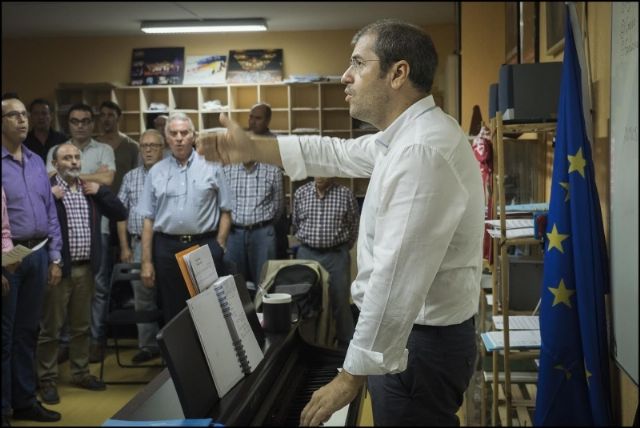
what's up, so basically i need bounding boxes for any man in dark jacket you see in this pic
[36,143,127,405]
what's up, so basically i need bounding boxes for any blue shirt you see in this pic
[137,149,231,234]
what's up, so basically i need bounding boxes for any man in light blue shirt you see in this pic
[137,112,232,324]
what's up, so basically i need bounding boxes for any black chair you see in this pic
[99,263,164,384]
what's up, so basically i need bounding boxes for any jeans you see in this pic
[225,224,276,283]
[367,317,477,426]
[2,246,48,414]
[91,232,113,344]
[130,237,159,352]
[296,244,354,344]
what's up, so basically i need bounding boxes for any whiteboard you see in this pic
[610,2,638,385]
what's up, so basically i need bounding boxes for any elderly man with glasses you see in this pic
[116,129,164,364]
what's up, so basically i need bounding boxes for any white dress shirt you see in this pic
[278,96,484,375]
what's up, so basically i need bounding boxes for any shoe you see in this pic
[131,349,161,364]
[71,374,106,391]
[39,382,60,405]
[12,401,61,422]
[57,346,69,364]
[89,343,104,363]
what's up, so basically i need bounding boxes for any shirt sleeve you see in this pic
[346,190,359,249]
[272,167,284,220]
[101,144,116,171]
[1,187,14,253]
[136,170,156,220]
[215,166,233,212]
[342,144,469,375]
[44,175,62,262]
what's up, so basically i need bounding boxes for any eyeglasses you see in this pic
[348,57,380,73]
[69,118,93,126]
[2,111,29,120]
[140,143,164,150]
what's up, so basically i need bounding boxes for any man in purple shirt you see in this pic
[2,94,63,424]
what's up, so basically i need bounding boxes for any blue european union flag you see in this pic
[533,4,613,426]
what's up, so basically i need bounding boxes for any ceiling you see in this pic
[2,2,456,38]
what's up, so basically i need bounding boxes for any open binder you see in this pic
[187,275,264,398]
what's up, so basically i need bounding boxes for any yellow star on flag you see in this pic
[547,224,569,253]
[548,279,576,308]
[560,181,570,202]
[585,360,592,387]
[554,364,572,380]
[568,147,586,178]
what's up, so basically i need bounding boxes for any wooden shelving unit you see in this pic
[483,112,556,426]
[55,81,376,216]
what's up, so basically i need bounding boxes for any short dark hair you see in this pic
[353,19,438,94]
[29,98,53,112]
[251,103,272,121]
[51,142,77,161]
[99,100,122,117]
[1,92,20,101]
[67,103,94,122]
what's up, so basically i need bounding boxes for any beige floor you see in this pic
[12,340,162,427]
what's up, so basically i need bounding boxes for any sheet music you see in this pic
[187,286,242,397]
[485,219,534,229]
[184,245,219,293]
[2,238,48,266]
[492,315,540,330]
[215,276,264,372]
[486,227,535,239]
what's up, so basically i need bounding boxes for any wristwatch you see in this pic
[52,259,63,267]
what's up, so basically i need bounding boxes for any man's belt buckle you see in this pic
[179,235,192,243]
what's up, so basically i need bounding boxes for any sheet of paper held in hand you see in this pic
[2,238,48,266]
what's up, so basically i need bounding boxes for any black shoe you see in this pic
[131,349,160,364]
[39,382,60,405]
[12,401,61,422]
[72,374,106,391]
[57,346,69,364]
[89,343,104,363]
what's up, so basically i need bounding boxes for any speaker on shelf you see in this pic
[498,62,563,122]
[488,83,499,119]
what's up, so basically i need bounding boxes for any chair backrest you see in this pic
[272,264,321,320]
[109,263,141,313]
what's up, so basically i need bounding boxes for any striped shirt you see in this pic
[117,166,148,236]
[292,181,359,249]
[223,162,284,226]
[56,175,91,261]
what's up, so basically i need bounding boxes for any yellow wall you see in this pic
[460,2,506,133]
[1,24,455,112]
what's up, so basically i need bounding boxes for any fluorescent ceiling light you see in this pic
[141,18,267,34]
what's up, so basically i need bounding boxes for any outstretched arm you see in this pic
[196,113,283,167]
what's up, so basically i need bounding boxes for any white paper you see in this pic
[184,245,219,293]
[485,219,534,229]
[2,238,48,266]
[481,330,541,351]
[492,315,540,330]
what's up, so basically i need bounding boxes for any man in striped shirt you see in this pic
[292,177,359,348]
[116,129,164,364]
[223,103,285,288]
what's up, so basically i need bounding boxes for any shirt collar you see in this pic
[374,95,437,150]
[170,148,196,168]
[2,143,35,161]
[55,174,82,191]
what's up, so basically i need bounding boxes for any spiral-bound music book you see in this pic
[186,275,264,397]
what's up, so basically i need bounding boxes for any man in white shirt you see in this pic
[197,19,484,426]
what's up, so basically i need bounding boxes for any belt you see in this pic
[12,237,47,249]
[71,260,90,267]
[156,231,217,244]
[412,316,475,332]
[302,243,346,253]
[232,220,272,231]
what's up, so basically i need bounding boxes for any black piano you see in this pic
[123,275,363,426]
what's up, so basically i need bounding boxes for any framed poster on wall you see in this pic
[130,47,185,86]
[545,2,565,55]
[505,2,519,64]
[226,49,283,83]
[519,2,538,63]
